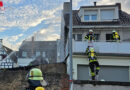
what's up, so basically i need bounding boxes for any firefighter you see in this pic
[26,68,47,90]
[112,30,120,42]
[86,46,92,55]
[85,29,95,42]
[35,87,45,90]
[88,47,100,80]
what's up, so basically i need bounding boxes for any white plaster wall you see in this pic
[73,41,130,54]
[72,55,130,80]
[122,30,130,41]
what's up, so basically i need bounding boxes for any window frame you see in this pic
[100,9,115,20]
[84,10,98,21]
[76,34,82,41]
[106,34,113,42]
[91,14,97,20]
[84,15,90,21]
[42,52,46,57]
[22,51,27,58]
[94,34,100,41]
[36,51,41,57]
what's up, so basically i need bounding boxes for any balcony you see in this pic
[73,41,130,54]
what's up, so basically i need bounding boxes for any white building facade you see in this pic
[60,2,130,82]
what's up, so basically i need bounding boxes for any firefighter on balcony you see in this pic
[112,30,120,42]
[26,68,47,90]
[87,47,100,80]
[85,29,95,42]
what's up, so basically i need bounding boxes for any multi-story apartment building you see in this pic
[60,2,130,82]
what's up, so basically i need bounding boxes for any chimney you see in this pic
[116,3,121,10]
[63,2,70,13]
[31,36,34,57]
[32,36,34,42]
[94,2,97,6]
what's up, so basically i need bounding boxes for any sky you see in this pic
[0,0,130,50]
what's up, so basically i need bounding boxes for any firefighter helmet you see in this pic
[90,47,94,52]
[89,29,93,32]
[28,68,43,80]
[112,30,116,32]
[35,87,45,90]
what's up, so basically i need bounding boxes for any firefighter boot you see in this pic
[92,76,95,80]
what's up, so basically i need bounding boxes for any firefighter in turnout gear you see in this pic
[85,29,95,42]
[26,68,47,90]
[87,47,100,80]
[35,87,45,90]
[86,46,89,55]
[112,30,120,42]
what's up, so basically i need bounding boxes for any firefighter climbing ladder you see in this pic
[87,39,98,80]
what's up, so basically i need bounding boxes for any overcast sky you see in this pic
[0,0,129,50]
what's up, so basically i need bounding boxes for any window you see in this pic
[78,65,90,80]
[36,51,40,57]
[49,42,52,45]
[77,34,82,41]
[73,34,76,40]
[22,51,27,57]
[84,15,97,21]
[42,52,46,57]
[92,15,97,20]
[99,66,129,82]
[73,34,82,41]
[57,52,60,56]
[94,34,100,41]
[78,65,129,82]
[106,34,113,42]
[0,56,2,60]
[84,10,98,21]
[84,15,89,21]
[101,9,114,20]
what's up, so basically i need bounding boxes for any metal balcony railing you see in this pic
[73,40,130,54]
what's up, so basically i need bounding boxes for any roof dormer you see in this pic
[78,3,121,22]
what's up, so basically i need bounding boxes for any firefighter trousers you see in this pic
[89,61,100,77]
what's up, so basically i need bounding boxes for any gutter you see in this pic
[73,25,130,29]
